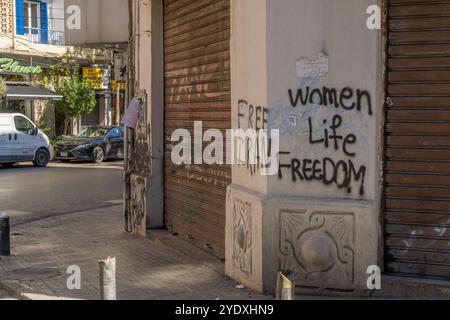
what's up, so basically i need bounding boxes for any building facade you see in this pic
[1,0,127,136]
[0,0,67,135]
[126,0,450,297]
[15,0,65,46]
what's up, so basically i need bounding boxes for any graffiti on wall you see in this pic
[237,99,270,176]
[268,53,374,197]
[277,85,372,196]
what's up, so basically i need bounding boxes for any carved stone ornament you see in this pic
[280,211,355,290]
[232,199,252,275]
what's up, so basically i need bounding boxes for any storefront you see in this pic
[126,0,450,297]
[162,0,231,259]
[384,1,450,281]
[0,56,62,132]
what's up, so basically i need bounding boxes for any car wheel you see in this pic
[33,149,50,168]
[92,146,105,163]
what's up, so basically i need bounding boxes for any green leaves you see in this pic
[54,66,97,118]
[0,77,7,98]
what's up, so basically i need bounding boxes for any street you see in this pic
[0,161,124,225]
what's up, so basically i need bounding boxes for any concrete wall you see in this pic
[64,0,129,46]
[226,0,383,295]
[128,0,164,232]
[48,0,65,31]
[230,0,268,196]
[33,100,56,137]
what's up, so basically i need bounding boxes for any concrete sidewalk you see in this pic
[0,205,269,300]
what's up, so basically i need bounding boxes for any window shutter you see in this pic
[15,0,25,35]
[39,1,48,44]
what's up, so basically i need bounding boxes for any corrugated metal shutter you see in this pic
[385,0,450,280]
[163,0,231,259]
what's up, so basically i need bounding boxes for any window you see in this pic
[78,127,109,138]
[107,128,121,139]
[14,116,34,135]
[24,1,40,32]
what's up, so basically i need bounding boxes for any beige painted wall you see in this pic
[65,0,129,46]
[266,0,381,200]
[0,34,68,54]
[231,0,268,195]
[227,0,383,295]
[129,0,164,230]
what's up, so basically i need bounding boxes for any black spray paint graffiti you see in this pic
[237,99,270,176]
[288,86,373,116]
[238,99,268,131]
[309,114,357,158]
[277,86,373,196]
[278,151,366,196]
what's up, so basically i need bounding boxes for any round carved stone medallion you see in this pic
[298,231,335,272]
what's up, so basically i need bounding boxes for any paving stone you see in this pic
[0,205,269,300]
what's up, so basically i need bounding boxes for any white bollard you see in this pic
[276,271,295,300]
[98,257,117,300]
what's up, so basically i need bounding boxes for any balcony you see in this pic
[24,27,65,46]
[25,27,65,46]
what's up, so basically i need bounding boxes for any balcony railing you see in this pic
[24,27,65,46]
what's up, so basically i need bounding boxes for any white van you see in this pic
[0,113,53,168]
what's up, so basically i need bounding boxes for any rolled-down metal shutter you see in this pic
[385,1,450,280]
[163,0,231,258]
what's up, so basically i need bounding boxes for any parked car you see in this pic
[0,113,54,168]
[54,126,125,163]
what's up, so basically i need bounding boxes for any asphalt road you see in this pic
[0,161,124,225]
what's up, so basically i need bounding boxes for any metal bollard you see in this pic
[0,212,10,256]
[276,270,295,300]
[99,257,117,300]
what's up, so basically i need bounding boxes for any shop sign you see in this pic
[111,80,126,92]
[82,67,109,90]
[0,58,43,74]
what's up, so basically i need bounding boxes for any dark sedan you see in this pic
[54,126,125,163]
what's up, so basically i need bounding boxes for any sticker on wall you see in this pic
[287,115,298,127]
[296,53,329,78]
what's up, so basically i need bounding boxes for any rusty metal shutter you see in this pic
[385,1,450,280]
[163,0,231,258]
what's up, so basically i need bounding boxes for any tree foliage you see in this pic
[41,65,96,134]
[57,72,96,118]
[0,77,7,98]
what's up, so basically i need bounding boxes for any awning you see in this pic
[5,84,63,101]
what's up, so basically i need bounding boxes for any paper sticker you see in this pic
[296,53,329,78]
[121,97,143,129]
[287,115,298,126]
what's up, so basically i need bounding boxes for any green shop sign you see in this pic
[0,58,43,74]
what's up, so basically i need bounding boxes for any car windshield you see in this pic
[77,128,109,138]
